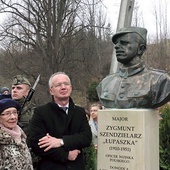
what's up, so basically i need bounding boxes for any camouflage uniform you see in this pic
[12,75,35,137]
[16,98,35,137]
[12,75,38,169]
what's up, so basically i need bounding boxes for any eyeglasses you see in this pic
[90,109,98,112]
[0,110,18,117]
[52,82,71,88]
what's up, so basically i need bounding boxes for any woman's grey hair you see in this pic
[48,72,71,88]
[90,102,103,110]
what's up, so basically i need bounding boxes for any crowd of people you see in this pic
[0,72,100,170]
[0,75,36,169]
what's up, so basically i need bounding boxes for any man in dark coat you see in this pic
[29,72,92,170]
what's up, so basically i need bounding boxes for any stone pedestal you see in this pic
[97,109,159,170]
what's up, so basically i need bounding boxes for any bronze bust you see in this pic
[97,27,170,109]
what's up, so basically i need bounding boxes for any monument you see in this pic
[96,27,170,170]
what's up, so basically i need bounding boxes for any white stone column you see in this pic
[97,109,159,170]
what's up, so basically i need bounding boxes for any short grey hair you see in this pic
[48,72,71,88]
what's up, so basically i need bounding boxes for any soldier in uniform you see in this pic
[11,75,35,135]
[97,27,170,109]
[11,75,38,169]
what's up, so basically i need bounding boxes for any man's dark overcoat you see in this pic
[29,98,92,170]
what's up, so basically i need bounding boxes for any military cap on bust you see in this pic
[112,27,147,44]
[12,75,31,86]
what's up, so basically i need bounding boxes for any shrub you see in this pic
[159,103,170,170]
[87,81,99,102]
[83,141,97,170]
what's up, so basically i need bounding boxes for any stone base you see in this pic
[97,109,159,170]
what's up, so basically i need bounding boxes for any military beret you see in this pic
[0,87,9,94]
[0,98,20,114]
[12,75,31,86]
[112,27,147,44]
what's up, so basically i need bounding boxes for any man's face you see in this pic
[11,84,30,100]
[114,33,140,64]
[90,106,98,120]
[49,74,72,102]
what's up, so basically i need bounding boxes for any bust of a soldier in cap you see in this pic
[97,27,170,109]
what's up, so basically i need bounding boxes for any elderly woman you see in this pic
[0,98,33,170]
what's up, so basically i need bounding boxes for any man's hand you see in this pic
[38,133,62,152]
[68,150,81,161]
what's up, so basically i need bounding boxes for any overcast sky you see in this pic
[102,0,170,38]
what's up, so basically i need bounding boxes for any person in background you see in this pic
[0,93,11,100]
[89,102,103,151]
[29,72,92,170]
[0,86,10,95]
[83,106,98,170]
[11,75,35,136]
[0,98,33,170]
